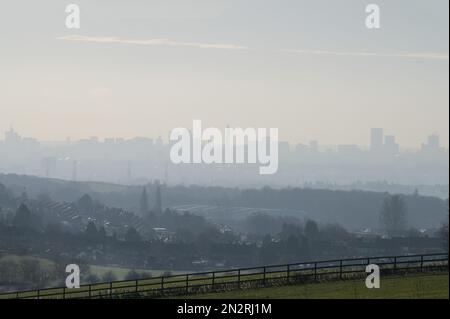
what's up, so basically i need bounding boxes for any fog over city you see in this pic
[0,0,448,300]
[0,127,448,194]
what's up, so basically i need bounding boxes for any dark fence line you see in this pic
[1,253,447,299]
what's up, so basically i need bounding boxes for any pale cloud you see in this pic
[282,49,449,61]
[58,35,247,50]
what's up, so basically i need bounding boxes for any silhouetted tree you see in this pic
[85,273,101,284]
[125,227,142,242]
[13,204,31,229]
[77,194,95,213]
[102,271,117,282]
[380,195,407,236]
[125,270,141,280]
[139,186,149,216]
[304,220,319,240]
[85,221,98,239]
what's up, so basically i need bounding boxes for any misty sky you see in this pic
[0,0,448,148]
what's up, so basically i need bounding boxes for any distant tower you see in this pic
[384,135,399,154]
[139,186,149,216]
[427,134,440,149]
[153,180,162,215]
[370,128,384,151]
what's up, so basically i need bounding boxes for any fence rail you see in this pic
[0,253,447,299]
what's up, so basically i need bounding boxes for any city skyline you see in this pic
[0,0,448,148]
[1,125,447,152]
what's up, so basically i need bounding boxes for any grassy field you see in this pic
[181,273,449,299]
[90,265,188,279]
[1,253,447,299]
[0,254,185,281]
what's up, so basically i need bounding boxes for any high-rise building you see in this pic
[427,134,440,149]
[370,128,384,151]
[153,180,162,215]
[421,134,441,153]
[384,135,399,154]
[139,186,149,216]
[5,127,21,144]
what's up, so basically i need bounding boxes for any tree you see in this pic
[125,270,141,281]
[304,220,319,240]
[440,200,449,252]
[440,223,449,252]
[13,204,31,229]
[20,259,49,289]
[85,273,101,284]
[0,260,19,284]
[98,226,107,240]
[125,227,142,242]
[139,186,149,216]
[380,195,407,236]
[77,194,94,213]
[85,221,98,239]
[102,271,117,282]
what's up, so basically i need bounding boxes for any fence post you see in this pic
[185,274,189,294]
[237,270,241,289]
[161,276,164,295]
[339,260,343,280]
[212,272,215,290]
[63,287,66,299]
[37,289,40,300]
[263,267,266,286]
[287,265,290,284]
[314,262,317,281]
[109,282,113,299]
[394,257,397,272]
[89,284,92,298]
[420,255,424,272]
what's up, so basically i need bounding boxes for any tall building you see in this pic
[427,134,440,149]
[139,186,149,216]
[153,180,162,215]
[384,135,399,154]
[421,134,441,153]
[370,128,384,151]
[5,127,21,144]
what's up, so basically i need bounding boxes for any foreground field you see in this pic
[181,274,449,299]
[1,253,446,299]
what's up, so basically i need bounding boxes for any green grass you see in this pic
[89,265,188,280]
[0,254,185,281]
[181,273,449,299]
[1,253,447,299]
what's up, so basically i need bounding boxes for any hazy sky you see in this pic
[0,0,448,148]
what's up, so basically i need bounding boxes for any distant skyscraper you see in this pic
[427,134,440,149]
[384,135,399,154]
[5,127,21,144]
[154,180,162,215]
[139,186,149,216]
[370,128,384,151]
[421,134,441,153]
[309,140,318,152]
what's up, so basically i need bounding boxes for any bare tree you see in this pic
[380,195,407,237]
